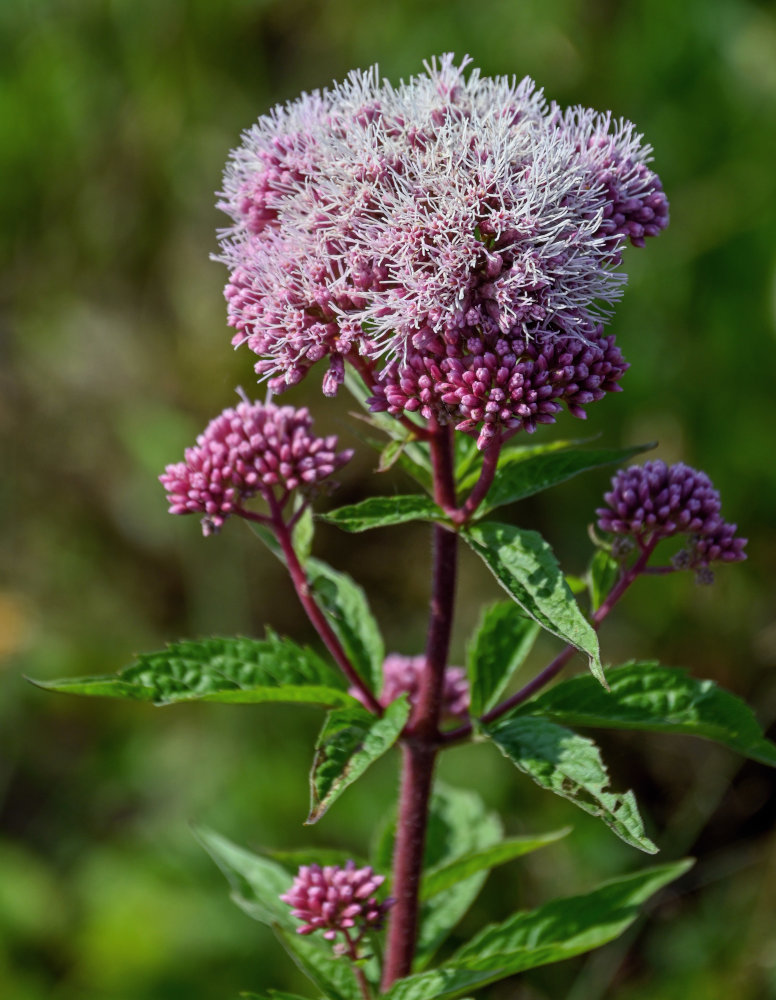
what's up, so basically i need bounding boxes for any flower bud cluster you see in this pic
[350,653,470,720]
[371,326,627,447]
[597,461,746,576]
[280,861,393,945]
[159,399,353,535]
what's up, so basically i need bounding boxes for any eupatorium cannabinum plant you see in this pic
[36,56,769,1000]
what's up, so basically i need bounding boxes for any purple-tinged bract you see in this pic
[218,55,668,447]
[350,653,470,720]
[280,861,393,944]
[159,399,353,536]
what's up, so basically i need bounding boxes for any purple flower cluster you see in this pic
[371,325,628,447]
[280,861,393,944]
[159,398,353,535]
[218,55,667,447]
[350,653,470,720]
[597,461,746,573]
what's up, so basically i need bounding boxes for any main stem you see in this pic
[381,425,458,990]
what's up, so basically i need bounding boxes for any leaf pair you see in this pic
[477,661,776,854]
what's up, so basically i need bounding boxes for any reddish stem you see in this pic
[268,497,383,716]
[381,425,458,990]
[449,435,501,525]
[341,929,373,1000]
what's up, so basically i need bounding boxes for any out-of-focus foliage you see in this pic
[1,1,775,997]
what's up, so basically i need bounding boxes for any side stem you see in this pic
[270,500,383,716]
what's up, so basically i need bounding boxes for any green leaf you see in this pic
[415,785,503,967]
[384,860,693,1000]
[307,696,410,824]
[370,783,503,967]
[474,443,653,515]
[458,437,583,493]
[195,827,294,929]
[420,828,571,900]
[274,927,363,1000]
[31,634,354,708]
[467,603,540,716]
[588,548,620,612]
[307,558,384,691]
[453,434,481,482]
[320,495,445,533]
[292,506,315,565]
[519,662,776,767]
[463,521,604,685]
[344,368,432,490]
[484,715,657,853]
[196,828,361,1000]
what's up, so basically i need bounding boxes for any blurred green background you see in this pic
[2,0,776,997]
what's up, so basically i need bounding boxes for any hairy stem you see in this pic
[382,426,458,989]
[341,929,373,1000]
[270,499,383,716]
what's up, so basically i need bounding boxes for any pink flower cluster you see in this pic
[159,399,353,535]
[350,653,470,721]
[280,861,393,944]
[218,55,668,446]
[597,461,746,578]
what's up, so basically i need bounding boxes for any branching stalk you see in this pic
[269,497,383,716]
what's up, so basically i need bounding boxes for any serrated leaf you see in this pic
[415,785,503,967]
[320,495,445,533]
[588,548,620,612]
[308,697,410,824]
[463,521,604,685]
[31,634,354,708]
[485,715,657,852]
[307,558,384,691]
[519,662,776,766]
[467,603,540,716]
[420,828,570,900]
[474,443,653,515]
[196,828,361,1000]
[385,860,692,1000]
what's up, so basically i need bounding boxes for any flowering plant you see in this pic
[35,56,769,1000]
